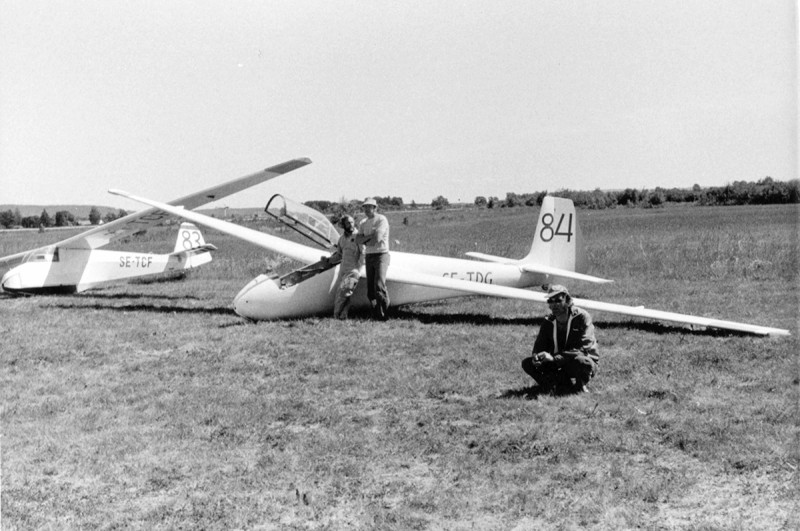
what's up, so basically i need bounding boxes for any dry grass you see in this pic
[1,203,798,530]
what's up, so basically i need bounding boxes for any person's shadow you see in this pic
[498,384,587,400]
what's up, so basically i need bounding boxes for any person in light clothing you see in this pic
[355,197,390,320]
[522,285,599,393]
[322,215,364,319]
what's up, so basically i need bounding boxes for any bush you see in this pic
[431,195,450,210]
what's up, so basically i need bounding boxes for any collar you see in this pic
[547,305,579,322]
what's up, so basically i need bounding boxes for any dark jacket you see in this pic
[533,306,599,362]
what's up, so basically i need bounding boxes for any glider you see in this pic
[110,187,790,337]
[1,222,215,293]
[0,158,311,294]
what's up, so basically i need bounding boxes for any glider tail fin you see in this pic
[173,223,207,252]
[524,196,584,271]
[467,196,609,283]
[166,223,215,270]
[519,196,611,284]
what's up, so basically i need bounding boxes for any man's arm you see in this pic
[372,215,389,247]
[567,311,599,360]
[323,239,343,266]
[532,321,552,355]
[357,243,366,267]
[355,221,372,245]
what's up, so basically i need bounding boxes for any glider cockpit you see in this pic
[264,194,341,289]
[265,194,340,249]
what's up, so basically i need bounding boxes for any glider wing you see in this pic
[0,158,312,269]
[386,266,790,336]
[108,189,322,264]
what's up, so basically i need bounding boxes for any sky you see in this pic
[1,0,797,209]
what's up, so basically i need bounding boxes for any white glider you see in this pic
[1,222,215,293]
[1,158,311,294]
[110,187,790,337]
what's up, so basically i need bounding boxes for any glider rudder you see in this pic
[523,196,586,272]
[173,223,207,253]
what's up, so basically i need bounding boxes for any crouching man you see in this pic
[522,285,599,394]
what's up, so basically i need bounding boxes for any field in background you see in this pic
[1,204,798,529]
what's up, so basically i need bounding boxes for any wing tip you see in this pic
[268,158,313,174]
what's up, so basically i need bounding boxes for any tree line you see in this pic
[301,177,797,216]
[3,177,795,229]
[0,207,129,229]
[472,177,798,210]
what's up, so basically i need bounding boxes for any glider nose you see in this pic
[1,270,21,292]
[233,269,337,320]
[233,274,282,320]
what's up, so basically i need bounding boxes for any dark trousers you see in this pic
[521,354,596,389]
[365,252,390,319]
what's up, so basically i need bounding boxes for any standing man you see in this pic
[355,197,390,320]
[521,285,599,393]
[322,215,364,319]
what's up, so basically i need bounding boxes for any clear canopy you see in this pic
[264,194,340,249]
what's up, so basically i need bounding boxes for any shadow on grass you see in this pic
[593,319,755,337]
[497,385,590,400]
[391,308,546,327]
[27,298,769,338]
[0,290,205,302]
[80,292,207,302]
[391,309,755,337]
[127,272,189,285]
[49,302,235,316]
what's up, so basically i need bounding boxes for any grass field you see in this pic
[1,203,798,530]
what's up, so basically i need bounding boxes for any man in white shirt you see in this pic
[355,197,391,320]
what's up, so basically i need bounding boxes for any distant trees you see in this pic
[20,216,40,228]
[304,200,335,213]
[88,206,102,225]
[375,196,404,209]
[503,193,523,207]
[487,178,798,210]
[0,209,22,228]
[697,178,799,206]
[304,196,405,218]
[263,177,800,216]
[431,195,450,210]
[103,209,128,223]
[616,188,644,207]
[39,209,53,228]
[502,192,542,207]
[647,189,665,207]
[55,210,76,227]
[0,177,796,233]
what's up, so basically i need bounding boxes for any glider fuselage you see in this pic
[232,250,542,320]
[1,245,211,294]
[109,187,790,336]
